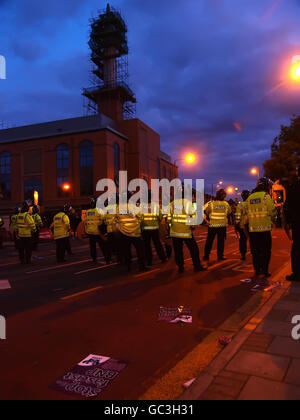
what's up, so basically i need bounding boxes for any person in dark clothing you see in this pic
[284,165,300,282]
[235,190,250,261]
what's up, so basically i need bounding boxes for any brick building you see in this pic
[0,114,176,212]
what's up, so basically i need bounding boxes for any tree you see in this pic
[264,115,300,184]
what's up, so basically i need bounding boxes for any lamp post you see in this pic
[250,167,260,180]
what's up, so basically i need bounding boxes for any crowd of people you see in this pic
[2,171,300,290]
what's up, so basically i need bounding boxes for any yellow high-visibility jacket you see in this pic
[168,199,196,239]
[204,200,231,228]
[235,201,247,228]
[142,203,162,231]
[10,214,18,233]
[103,204,118,233]
[245,192,277,233]
[52,212,70,240]
[84,208,102,236]
[116,205,142,238]
[17,212,36,238]
[32,214,43,229]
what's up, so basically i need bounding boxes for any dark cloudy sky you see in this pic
[1,0,300,193]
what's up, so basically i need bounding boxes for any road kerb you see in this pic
[179,262,291,400]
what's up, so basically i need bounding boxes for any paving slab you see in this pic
[285,359,300,386]
[256,320,293,337]
[268,336,300,359]
[274,301,300,312]
[225,350,290,381]
[239,376,300,400]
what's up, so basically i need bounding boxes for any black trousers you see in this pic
[66,236,72,255]
[19,237,32,263]
[56,237,67,263]
[249,231,272,276]
[204,227,227,260]
[89,235,111,264]
[237,227,248,257]
[172,236,201,269]
[32,230,39,251]
[119,233,146,271]
[107,231,123,263]
[142,230,166,265]
[292,223,300,278]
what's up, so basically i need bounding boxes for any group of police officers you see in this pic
[4,172,300,289]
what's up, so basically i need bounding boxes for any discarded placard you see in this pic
[50,354,127,398]
[240,278,252,284]
[183,378,196,389]
[158,306,192,324]
[0,280,11,290]
[219,336,232,346]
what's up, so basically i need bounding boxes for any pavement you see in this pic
[180,264,300,400]
[0,227,295,400]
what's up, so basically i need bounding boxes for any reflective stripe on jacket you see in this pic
[142,204,161,231]
[84,208,102,236]
[168,199,195,239]
[116,205,142,237]
[204,200,231,228]
[17,213,36,238]
[53,212,70,240]
[245,192,277,233]
[104,204,118,233]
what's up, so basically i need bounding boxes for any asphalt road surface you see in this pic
[0,226,291,400]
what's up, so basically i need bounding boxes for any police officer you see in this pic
[32,205,43,251]
[10,207,20,249]
[284,165,300,282]
[235,190,250,261]
[85,196,111,264]
[0,216,4,249]
[204,189,232,262]
[51,204,71,263]
[103,194,122,263]
[245,178,277,284]
[116,192,147,272]
[142,191,167,266]
[168,195,205,274]
[16,201,36,264]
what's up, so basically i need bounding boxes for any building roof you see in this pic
[0,114,128,144]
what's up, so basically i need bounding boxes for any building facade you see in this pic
[0,114,177,212]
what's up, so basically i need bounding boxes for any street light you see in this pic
[250,167,260,179]
[290,56,300,82]
[175,153,197,167]
[227,187,234,195]
[62,183,71,192]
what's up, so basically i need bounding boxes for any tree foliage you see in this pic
[264,115,300,184]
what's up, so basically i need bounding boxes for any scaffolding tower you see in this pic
[82,4,136,121]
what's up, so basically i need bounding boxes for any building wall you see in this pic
[0,128,127,212]
[0,119,177,213]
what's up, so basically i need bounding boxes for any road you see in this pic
[0,227,291,400]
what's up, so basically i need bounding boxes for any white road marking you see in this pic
[134,269,161,278]
[74,262,119,275]
[26,259,96,274]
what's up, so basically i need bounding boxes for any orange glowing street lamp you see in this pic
[290,56,300,82]
[227,187,234,195]
[250,167,260,179]
[62,183,71,192]
[33,190,39,206]
[184,153,196,164]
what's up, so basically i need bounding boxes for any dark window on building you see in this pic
[56,144,69,196]
[157,159,160,179]
[0,151,11,199]
[80,140,93,196]
[24,177,43,203]
[162,166,167,179]
[114,142,120,185]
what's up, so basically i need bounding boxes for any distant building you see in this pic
[0,5,177,212]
